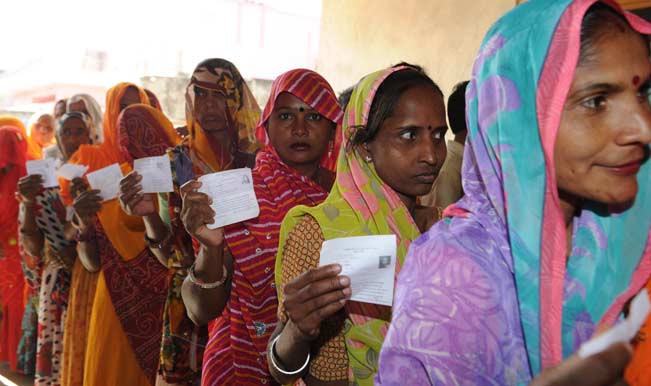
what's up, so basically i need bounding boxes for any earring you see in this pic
[364,155,372,163]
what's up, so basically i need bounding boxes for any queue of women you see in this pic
[1,0,651,385]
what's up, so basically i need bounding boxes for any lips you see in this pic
[608,160,642,176]
[290,142,311,151]
[413,172,438,184]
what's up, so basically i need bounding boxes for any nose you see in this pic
[618,98,651,145]
[292,116,308,137]
[418,137,442,167]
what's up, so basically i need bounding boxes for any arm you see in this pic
[17,175,45,256]
[70,177,102,273]
[178,180,233,326]
[118,171,171,267]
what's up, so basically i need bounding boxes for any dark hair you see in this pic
[579,3,645,66]
[447,81,469,135]
[350,67,443,146]
[338,86,354,110]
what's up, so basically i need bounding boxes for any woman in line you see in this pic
[269,64,447,385]
[17,112,95,385]
[176,68,342,385]
[67,93,104,144]
[59,84,164,386]
[378,1,651,385]
[26,111,56,160]
[135,58,260,386]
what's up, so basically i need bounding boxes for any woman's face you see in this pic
[59,117,90,159]
[32,114,55,146]
[120,87,142,112]
[364,84,447,202]
[267,92,334,171]
[555,28,651,206]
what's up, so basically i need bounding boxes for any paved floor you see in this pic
[0,363,33,386]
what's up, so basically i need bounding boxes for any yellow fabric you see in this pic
[61,259,99,386]
[0,115,41,160]
[83,272,150,386]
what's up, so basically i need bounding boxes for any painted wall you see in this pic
[316,0,515,97]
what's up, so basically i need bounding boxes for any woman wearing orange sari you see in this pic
[0,124,29,372]
[59,83,168,386]
[26,111,56,160]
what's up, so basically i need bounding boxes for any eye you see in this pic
[399,129,416,140]
[278,112,292,120]
[637,83,651,104]
[580,95,607,111]
[306,113,322,121]
[194,88,207,97]
[433,129,445,140]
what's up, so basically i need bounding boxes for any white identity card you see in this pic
[56,163,89,181]
[319,234,397,306]
[578,289,650,358]
[134,155,174,193]
[86,163,124,202]
[26,158,59,188]
[198,168,259,229]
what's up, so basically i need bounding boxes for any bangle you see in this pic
[187,262,229,289]
[144,231,172,250]
[268,334,310,376]
[74,228,95,242]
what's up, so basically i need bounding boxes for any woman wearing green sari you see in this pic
[268,65,447,385]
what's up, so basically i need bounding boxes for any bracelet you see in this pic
[144,231,173,250]
[268,334,310,376]
[187,262,229,289]
[74,228,95,243]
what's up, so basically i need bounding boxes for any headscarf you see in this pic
[255,68,344,172]
[144,89,163,112]
[204,69,341,384]
[185,58,261,172]
[0,115,40,160]
[379,1,651,384]
[0,125,28,234]
[59,82,149,205]
[27,111,56,157]
[275,66,422,385]
[67,93,104,144]
[118,103,180,163]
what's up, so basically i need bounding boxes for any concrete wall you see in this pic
[316,0,515,98]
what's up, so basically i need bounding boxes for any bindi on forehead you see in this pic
[633,75,641,86]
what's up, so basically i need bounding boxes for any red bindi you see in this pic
[633,75,640,86]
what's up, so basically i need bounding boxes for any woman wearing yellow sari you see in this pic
[269,65,447,385]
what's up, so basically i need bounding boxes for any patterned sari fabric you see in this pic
[158,59,261,385]
[201,69,342,386]
[377,1,651,385]
[0,125,29,372]
[275,66,421,385]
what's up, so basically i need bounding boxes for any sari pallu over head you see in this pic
[274,66,421,385]
[380,0,651,383]
[204,69,343,384]
[91,103,181,385]
[67,93,104,144]
[185,58,261,173]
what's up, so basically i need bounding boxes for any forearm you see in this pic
[181,244,232,326]
[18,203,44,257]
[77,226,101,273]
[268,321,312,384]
[143,214,172,267]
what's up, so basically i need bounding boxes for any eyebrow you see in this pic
[396,124,447,131]
[274,105,317,112]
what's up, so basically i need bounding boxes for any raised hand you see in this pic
[282,264,351,341]
[72,186,102,232]
[118,171,157,217]
[17,174,44,204]
[180,180,224,248]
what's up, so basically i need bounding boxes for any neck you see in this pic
[396,191,417,217]
[292,162,320,181]
[559,190,581,257]
[206,130,236,164]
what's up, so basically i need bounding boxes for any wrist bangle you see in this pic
[144,230,172,250]
[187,262,229,289]
[74,228,94,242]
[269,334,310,376]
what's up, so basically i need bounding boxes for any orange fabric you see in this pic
[625,279,651,386]
[83,272,150,386]
[0,116,40,160]
[61,259,99,386]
